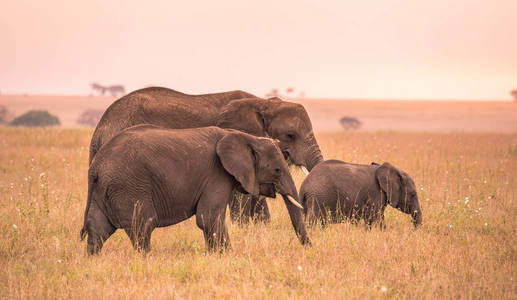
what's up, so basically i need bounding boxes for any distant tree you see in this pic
[286,87,294,98]
[339,116,362,130]
[0,105,14,125]
[90,82,106,95]
[77,109,105,127]
[511,89,517,102]
[265,88,281,98]
[10,110,60,127]
[90,83,126,97]
[106,85,126,97]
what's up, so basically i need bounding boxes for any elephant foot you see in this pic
[85,201,116,255]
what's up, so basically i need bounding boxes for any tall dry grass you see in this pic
[1,128,516,299]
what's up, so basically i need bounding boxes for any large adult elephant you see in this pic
[82,126,310,255]
[89,87,324,222]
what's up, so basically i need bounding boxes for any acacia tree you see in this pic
[511,89,517,101]
[0,105,11,125]
[90,82,106,95]
[265,88,281,98]
[286,87,294,98]
[77,109,105,127]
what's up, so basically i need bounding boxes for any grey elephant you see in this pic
[300,160,422,228]
[88,87,324,223]
[80,125,310,255]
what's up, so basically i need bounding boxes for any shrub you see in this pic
[77,109,105,127]
[339,116,362,130]
[9,110,60,127]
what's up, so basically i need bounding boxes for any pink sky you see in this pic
[1,0,516,100]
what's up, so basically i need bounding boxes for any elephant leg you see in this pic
[305,197,326,228]
[196,187,232,252]
[350,214,361,226]
[363,209,380,230]
[306,205,319,228]
[86,201,116,255]
[229,191,253,225]
[378,215,386,230]
[378,207,387,230]
[251,196,271,223]
[123,200,157,255]
[196,210,229,253]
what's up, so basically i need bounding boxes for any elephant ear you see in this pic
[216,132,259,196]
[375,162,401,208]
[216,98,278,137]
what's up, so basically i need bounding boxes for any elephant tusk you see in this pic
[300,166,309,175]
[287,195,304,209]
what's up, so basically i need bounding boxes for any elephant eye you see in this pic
[285,133,295,140]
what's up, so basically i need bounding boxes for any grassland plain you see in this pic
[0,128,516,299]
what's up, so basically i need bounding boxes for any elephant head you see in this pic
[375,163,422,227]
[216,97,323,172]
[216,132,311,245]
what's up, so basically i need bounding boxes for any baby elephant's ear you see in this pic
[375,162,401,207]
[216,132,259,196]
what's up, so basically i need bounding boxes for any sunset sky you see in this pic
[1,0,516,100]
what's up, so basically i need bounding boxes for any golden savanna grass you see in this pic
[1,128,516,299]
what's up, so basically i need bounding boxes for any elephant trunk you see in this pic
[277,172,311,246]
[411,200,423,228]
[304,132,324,171]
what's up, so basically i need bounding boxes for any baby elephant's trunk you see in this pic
[411,201,423,228]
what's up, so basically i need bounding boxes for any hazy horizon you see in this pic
[2,0,516,100]
[0,93,514,102]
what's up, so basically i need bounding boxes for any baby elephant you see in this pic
[300,160,422,228]
[80,125,309,255]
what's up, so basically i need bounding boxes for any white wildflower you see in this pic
[381,286,387,292]
[449,224,453,228]
[57,259,62,263]
[484,223,488,227]
[12,224,17,229]
[40,172,45,178]
[297,265,302,271]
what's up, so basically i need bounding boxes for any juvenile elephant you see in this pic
[300,160,422,228]
[80,125,310,255]
[88,87,324,224]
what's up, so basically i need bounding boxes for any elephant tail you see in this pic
[80,171,98,241]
